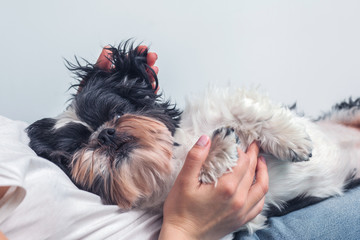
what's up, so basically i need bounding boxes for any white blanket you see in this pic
[0,115,162,240]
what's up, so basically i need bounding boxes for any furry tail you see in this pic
[320,98,360,129]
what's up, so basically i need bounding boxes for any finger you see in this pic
[151,66,159,75]
[219,142,259,186]
[137,45,148,54]
[235,142,259,177]
[154,86,160,94]
[151,81,160,94]
[179,135,211,181]
[96,46,113,70]
[241,196,266,225]
[137,46,158,66]
[246,141,260,163]
[77,46,113,93]
[147,52,158,66]
[242,142,260,186]
[217,148,250,187]
[148,66,159,93]
[137,45,159,90]
[246,156,269,207]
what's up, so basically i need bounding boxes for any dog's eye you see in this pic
[109,111,123,120]
[114,111,124,119]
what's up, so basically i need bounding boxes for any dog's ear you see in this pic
[26,118,58,160]
[26,118,91,176]
[26,118,71,175]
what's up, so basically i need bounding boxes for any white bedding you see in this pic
[0,115,162,240]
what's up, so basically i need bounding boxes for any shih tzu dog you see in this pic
[26,42,360,234]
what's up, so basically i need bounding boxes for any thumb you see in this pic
[179,135,211,180]
[96,46,113,70]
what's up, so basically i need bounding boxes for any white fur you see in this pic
[54,104,92,130]
[53,86,360,237]
[171,87,360,235]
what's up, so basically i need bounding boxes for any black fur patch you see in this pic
[334,97,360,111]
[66,41,181,133]
[27,41,182,176]
[27,119,91,176]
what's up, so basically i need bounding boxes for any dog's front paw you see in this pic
[288,134,313,162]
[199,127,240,184]
[262,120,313,163]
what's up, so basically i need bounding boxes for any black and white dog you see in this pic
[27,43,360,234]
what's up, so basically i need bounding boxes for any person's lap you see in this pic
[235,186,360,240]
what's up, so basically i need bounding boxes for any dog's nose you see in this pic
[98,128,116,145]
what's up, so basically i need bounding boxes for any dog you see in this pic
[26,42,360,235]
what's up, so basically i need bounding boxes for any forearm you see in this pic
[0,186,10,199]
[0,231,8,240]
[0,187,10,240]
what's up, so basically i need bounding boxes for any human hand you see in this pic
[0,231,8,240]
[95,45,159,93]
[159,136,268,240]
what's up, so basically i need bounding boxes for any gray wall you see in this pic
[1,0,359,123]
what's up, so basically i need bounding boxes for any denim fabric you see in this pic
[235,187,360,240]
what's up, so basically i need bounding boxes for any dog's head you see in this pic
[27,42,181,209]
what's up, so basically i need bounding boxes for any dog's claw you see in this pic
[290,149,313,162]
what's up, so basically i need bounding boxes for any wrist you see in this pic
[159,222,199,240]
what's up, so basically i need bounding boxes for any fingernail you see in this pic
[259,156,266,163]
[196,135,209,147]
[154,52,158,60]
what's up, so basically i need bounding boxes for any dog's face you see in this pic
[27,43,181,209]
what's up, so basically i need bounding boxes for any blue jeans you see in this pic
[235,187,360,240]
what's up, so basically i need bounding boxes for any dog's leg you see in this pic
[183,88,313,162]
[221,90,313,162]
[240,114,313,163]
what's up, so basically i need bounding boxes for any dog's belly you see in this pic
[317,121,360,178]
[318,121,360,142]
[264,121,360,207]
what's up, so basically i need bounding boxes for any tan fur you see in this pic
[70,114,174,209]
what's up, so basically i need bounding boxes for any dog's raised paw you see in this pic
[199,127,240,184]
[289,136,313,162]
